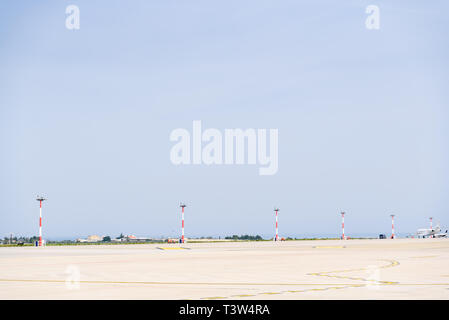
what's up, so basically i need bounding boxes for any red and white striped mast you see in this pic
[274,208,279,241]
[36,196,46,247]
[341,211,345,240]
[390,214,395,239]
[180,203,186,243]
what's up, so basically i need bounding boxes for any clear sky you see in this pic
[1,0,448,240]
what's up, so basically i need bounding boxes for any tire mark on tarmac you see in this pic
[0,279,398,286]
[199,259,400,300]
[307,259,399,285]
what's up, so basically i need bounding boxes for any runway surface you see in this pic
[0,238,448,299]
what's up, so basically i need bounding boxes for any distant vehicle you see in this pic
[379,234,386,239]
[416,224,447,238]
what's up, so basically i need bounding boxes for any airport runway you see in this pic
[0,238,448,299]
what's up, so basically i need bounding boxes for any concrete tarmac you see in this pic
[0,238,448,299]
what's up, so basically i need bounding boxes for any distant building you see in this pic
[76,235,102,243]
[87,235,102,242]
[120,235,153,242]
[76,234,153,243]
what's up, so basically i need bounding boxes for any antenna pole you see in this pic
[274,208,279,241]
[36,196,46,247]
[180,203,186,243]
[390,214,395,239]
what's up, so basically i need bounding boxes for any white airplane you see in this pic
[416,224,447,238]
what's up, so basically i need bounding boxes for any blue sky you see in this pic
[1,0,448,239]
